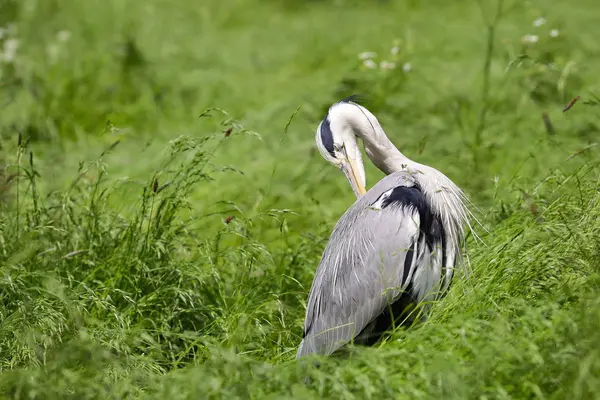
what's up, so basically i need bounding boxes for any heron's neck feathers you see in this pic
[331,103,413,174]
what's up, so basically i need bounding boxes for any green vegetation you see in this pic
[1,0,600,398]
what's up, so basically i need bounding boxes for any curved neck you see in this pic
[341,104,413,175]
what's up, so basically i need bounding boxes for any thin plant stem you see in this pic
[146,176,158,250]
[474,0,504,166]
[15,134,23,240]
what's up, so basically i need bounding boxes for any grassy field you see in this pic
[2,0,600,398]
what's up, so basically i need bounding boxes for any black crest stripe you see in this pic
[340,94,363,104]
[320,117,335,156]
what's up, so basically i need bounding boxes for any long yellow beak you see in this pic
[340,157,367,197]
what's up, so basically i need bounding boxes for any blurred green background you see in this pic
[1,0,600,398]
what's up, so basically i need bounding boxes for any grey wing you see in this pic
[297,194,425,358]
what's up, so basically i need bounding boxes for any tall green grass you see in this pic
[1,129,600,398]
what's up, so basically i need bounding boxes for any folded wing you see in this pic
[297,177,446,358]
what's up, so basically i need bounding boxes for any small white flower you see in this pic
[47,43,59,64]
[4,38,18,52]
[532,17,546,27]
[2,38,19,63]
[358,51,377,60]
[390,46,399,55]
[521,34,539,44]
[363,59,377,69]
[402,62,412,73]
[57,30,71,42]
[380,61,396,70]
[549,29,559,38]
[6,23,16,35]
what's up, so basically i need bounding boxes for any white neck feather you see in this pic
[329,102,416,174]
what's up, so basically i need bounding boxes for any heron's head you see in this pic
[315,98,367,197]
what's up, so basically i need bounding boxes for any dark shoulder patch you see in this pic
[380,185,429,214]
[380,185,437,246]
[320,117,335,156]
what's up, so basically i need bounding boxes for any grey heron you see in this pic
[297,98,477,358]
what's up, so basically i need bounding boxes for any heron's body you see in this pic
[297,98,475,358]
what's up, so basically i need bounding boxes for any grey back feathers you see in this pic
[297,170,462,357]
